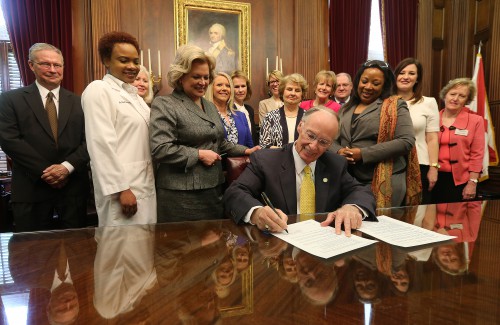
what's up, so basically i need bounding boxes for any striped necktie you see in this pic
[300,165,315,219]
[46,92,58,143]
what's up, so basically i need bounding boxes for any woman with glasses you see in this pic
[394,58,440,204]
[332,60,419,208]
[300,70,341,113]
[259,73,307,148]
[258,70,284,126]
[82,32,156,226]
[431,78,484,203]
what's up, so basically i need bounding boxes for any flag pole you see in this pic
[478,41,482,55]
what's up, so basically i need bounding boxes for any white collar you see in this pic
[35,80,60,100]
[106,73,138,95]
[292,143,316,175]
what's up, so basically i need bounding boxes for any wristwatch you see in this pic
[469,178,478,184]
[430,163,441,169]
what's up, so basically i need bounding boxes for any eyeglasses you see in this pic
[304,130,332,148]
[268,80,279,85]
[363,60,389,70]
[32,61,64,69]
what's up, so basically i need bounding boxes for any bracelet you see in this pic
[469,178,478,184]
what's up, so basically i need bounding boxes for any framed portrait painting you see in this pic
[174,0,251,78]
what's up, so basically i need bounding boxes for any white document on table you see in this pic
[272,219,377,259]
[359,215,456,247]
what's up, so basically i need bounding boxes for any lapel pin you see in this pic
[323,178,328,183]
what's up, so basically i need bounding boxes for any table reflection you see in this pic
[7,230,96,324]
[2,200,498,324]
[93,224,157,321]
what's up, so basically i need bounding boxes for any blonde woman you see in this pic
[205,72,254,147]
[149,45,258,222]
[300,70,341,112]
[132,65,153,105]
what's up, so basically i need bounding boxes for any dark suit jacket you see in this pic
[8,230,97,323]
[8,229,96,290]
[242,103,259,145]
[224,143,376,224]
[0,83,89,202]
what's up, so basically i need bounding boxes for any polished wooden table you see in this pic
[0,200,499,324]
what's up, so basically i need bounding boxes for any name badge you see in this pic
[455,129,468,136]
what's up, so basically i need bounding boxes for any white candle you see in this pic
[148,49,152,74]
[140,50,143,66]
[275,56,278,71]
[158,50,161,77]
[280,58,283,73]
[266,57,269,77]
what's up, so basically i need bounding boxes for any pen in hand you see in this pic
[261,192,289,233]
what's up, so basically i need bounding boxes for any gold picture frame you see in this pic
[174,0,251,79]
[219,263,254,318]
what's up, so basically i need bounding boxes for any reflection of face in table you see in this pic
[47,282,80,324]
[434,244,466,274]
[215,256,236,286]
[279,248,298,283]
[233,245,251,272]
[390,265,410,293]
[295,250,338,305]
[177,280,220,324]
[353,260,380,301]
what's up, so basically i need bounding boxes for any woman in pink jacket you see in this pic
[432,78,485,203]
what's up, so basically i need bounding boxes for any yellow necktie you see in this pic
[300,165,315,219]
[46,92,58,143]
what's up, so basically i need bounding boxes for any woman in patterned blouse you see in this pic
[205,72,254,147]
[259,73,308,148]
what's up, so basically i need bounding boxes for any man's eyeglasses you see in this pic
[304,130,332,148]
[32,61,64,70]
[363,60,389,70]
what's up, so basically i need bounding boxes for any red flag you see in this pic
[467,53,499,180]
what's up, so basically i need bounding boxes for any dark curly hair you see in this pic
[98,31,140,65]
[348,60,395,109]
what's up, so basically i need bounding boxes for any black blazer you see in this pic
[243,103,259,145]
[0,83,89,202]
[224,143,376,224]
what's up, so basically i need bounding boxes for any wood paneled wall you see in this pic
[71,0,330,120]
[71,0,500,141]
[417,0,500,171]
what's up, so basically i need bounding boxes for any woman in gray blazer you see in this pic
[150,45,258,222]
[331,60,418,208]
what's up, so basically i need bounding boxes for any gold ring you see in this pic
[265,224,270,231]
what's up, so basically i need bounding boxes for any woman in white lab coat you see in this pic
[82,31,156,226]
